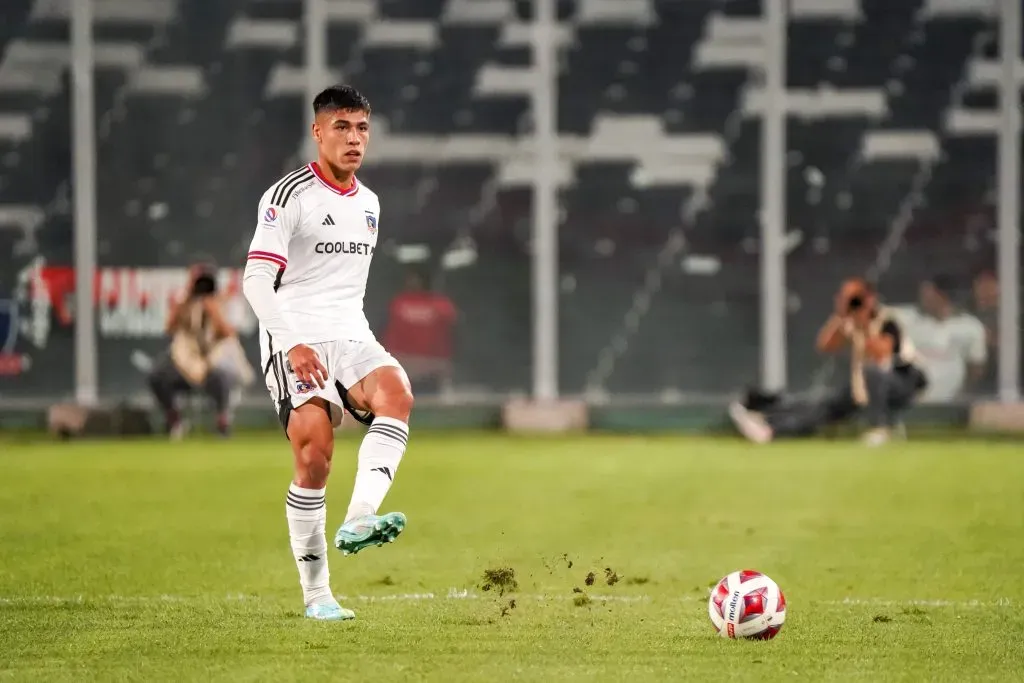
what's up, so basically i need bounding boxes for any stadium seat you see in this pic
[0,0,1006,395]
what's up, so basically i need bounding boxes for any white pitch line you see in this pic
[828,597,1014,608]
[0,592,1013,608]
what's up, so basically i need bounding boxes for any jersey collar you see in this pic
[309,162,359,197]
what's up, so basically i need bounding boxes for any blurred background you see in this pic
[0,0,1020,426]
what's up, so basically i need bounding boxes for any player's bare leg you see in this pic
[334,366,413,555]
[286,398,354,621]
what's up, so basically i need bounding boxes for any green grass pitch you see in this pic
[1,432,1022,681]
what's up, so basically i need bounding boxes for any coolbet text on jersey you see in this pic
[247,162,381,345]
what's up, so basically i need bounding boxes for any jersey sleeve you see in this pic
[247,191,299,271]
[963,316,987,364]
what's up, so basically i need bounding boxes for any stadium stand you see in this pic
[0,0,1013,396]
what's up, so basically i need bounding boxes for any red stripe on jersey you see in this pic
[309,162,359,197]
[247,251,287,267]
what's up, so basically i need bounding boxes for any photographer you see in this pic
[148,263,251,438]
[729,278,928,446]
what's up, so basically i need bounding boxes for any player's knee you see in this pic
[294,440,332,487]
[395,384,415,415]
[286,400,336,486]
[380,384,414,421]
[365,367,414,420]
[289,417,334,487]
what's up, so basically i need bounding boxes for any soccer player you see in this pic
[242,85,413,621]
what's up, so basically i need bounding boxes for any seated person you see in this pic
[148,263,251,437]
[890,274,987,403]
[970,268,1000,395]
[729,278,928,446]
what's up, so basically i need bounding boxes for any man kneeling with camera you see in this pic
[729,278,928,446]
[148,263,251,438]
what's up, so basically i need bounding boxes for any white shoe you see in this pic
[892,422,907,441]
[862,428,891,447]
[169,419,189,441]
[728,402,773,444]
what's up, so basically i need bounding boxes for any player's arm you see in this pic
[816,314,850,354]
[963,315,988,384]
[242,194,327,387]
[242,194,298,349]
[165,295,185,335]
[819,283,859,353]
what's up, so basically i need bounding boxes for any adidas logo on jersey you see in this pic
[322,214,336,226]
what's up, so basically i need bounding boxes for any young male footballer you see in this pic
[242,85,413,621]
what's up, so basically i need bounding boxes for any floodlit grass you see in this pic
[1,433,1022,681]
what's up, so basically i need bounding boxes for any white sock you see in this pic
[285,483,332,606]
[345,416,409,522]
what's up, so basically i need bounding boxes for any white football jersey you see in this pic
[890,305,987,402]
[247,162,381,345]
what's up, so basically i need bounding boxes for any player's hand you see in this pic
[287,344,328,389]
[833,289,851,316]
[834,279,863,315]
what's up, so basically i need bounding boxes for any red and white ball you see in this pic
[708,569,786,640]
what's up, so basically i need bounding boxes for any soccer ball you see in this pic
[708,569,786,640]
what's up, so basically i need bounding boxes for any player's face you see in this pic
[313,108,370,174]
[973,273,998,308]
[918,282,946,316]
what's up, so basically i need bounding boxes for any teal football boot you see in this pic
[304,600,355,621]
[334,511,406,556]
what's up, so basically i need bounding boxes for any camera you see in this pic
[190,269,218,297]
[838,278,871,315]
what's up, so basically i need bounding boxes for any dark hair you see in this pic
[405,266,432,289]
[925,274,956,297]
[842,276,874,293]
[191,265,218,297]
[313,85,371,115]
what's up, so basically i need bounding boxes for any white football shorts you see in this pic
[260,333,402,428]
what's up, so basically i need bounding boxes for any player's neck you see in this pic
[313,159,356,192]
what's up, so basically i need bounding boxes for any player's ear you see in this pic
[311,122,321,143]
